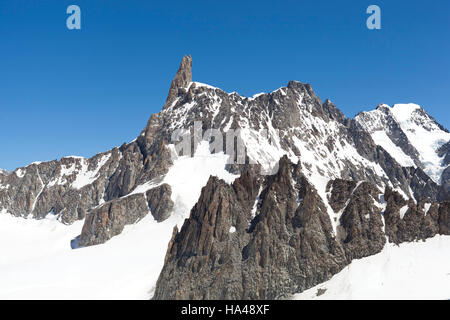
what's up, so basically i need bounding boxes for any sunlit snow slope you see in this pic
[0,212,170,299]
[0,143,237,299]
[294,235,450,300]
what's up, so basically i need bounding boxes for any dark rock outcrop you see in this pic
[79,193,149,247]
[154,163,448,300]
[163,54,192,109]
[146,184,174,222]
[383,187,449,244]
[327,180,386,261]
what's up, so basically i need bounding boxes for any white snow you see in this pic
[229,226,236,233]
[193,81,217,90]
[0,140,240,299]
[0,211,176,299]
[399,205,409,220]
[30,169,44,213]
[252,92,265,99]
[47,154,111,189]
[294,235,450,300]
[371,131,415,167]
[424,203,432,215]
[129,179,164,196]
[164,141,238,218]
[390,103,421,123]
[14,168,25,178]
[71,154,111,189]
[291,122,388,234]
[355,103,449,184]
[390,104,450,184]
[250,185,263,219]
[47,162,77,187]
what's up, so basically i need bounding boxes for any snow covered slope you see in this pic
[294,235,450,300]
[0,211,168,299]
[370,130,415,167]
[355,103,450,184]
[0,143,237,299]
[390,104,450,183]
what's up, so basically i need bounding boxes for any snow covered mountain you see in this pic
[0,55,448,299]
[355,103,450,186]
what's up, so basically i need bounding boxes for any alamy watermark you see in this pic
[366,5,381,30]
[66,5,81,30]
[65,5,381,31]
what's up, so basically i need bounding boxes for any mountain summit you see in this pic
[164,54,193,109]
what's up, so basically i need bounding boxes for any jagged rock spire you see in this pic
[163,54,192,110]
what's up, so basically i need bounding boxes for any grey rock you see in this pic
[163,54,192,110]
[146,184,174,222]
[0,53,448,265]
[328,180,386,261]
[153,156,348,300]
[383,187,448,244]
[79,193,149,247]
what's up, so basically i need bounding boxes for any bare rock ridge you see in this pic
[328,179,386,261]
[0,55,449,299]
[164,54,192,110]
[153,157,450,299]
[78,184,173,246]
[154,157,348,299]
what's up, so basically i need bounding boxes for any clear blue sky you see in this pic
[1,0,449,171]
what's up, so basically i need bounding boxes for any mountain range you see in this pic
[0,55,448,299]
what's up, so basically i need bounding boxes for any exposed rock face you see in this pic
[384,187,450,244]
[79,184,174,246]
[154,164,449,299]
[163,54,192,110]
[2,56,445,230]
[153,157,348,299]
[79,193,149,246]
[438,201,450,234]
[438,142,450,196]
[0,136,173,227]
[0,151,121,223]
[327,180,386,261]
[146,184,174,222]
[355,105,422,167]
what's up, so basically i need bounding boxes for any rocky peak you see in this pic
[163,54,192,110]
[153,157,348,299]
[322,99,346,124]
